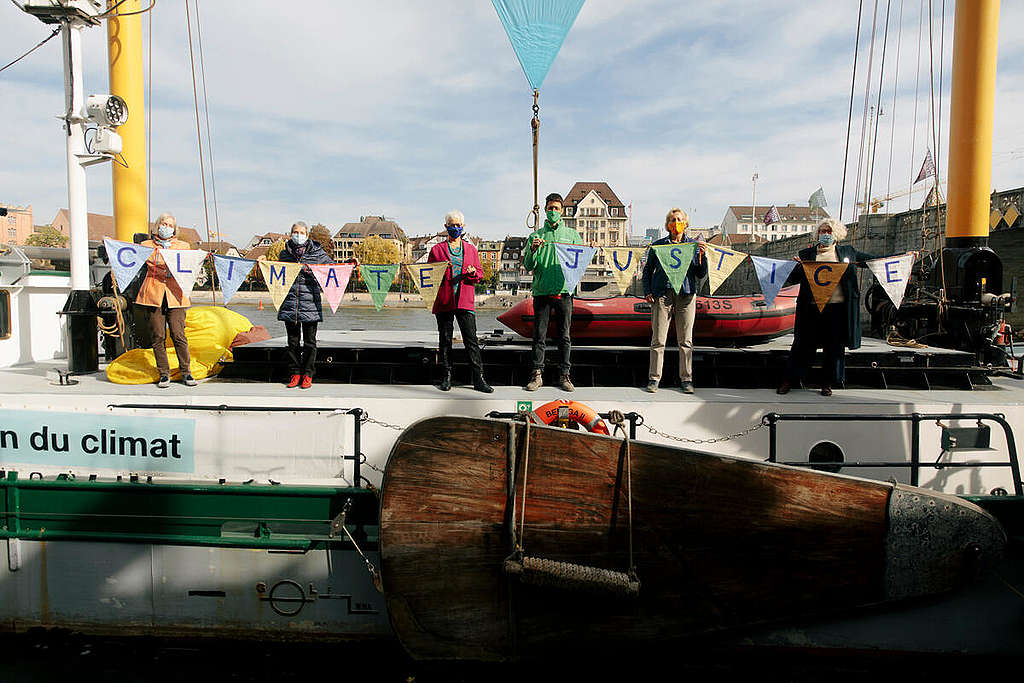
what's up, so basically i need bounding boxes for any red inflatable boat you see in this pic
[496,286,798,344]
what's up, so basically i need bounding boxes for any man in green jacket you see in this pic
[522,193,583,392]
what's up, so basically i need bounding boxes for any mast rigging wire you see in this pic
[839,0,866,222]
[866,0,893,215]
[909,0,923,211]
[852,0,881,229]
[194,0,221,250]
[147,0,153,228]
[885,0,905,214]
[185,0,212,248]
[0,26,61,75]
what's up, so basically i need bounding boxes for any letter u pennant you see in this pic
[553,243,596,293]
[309,264,354,313]
[258,260,304,310]
[603,247,646,295]
[802,262,849,312]
[405,262,449,312]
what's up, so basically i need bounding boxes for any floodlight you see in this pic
[86,94,129,127]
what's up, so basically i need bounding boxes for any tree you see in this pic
[354,235,401,264]
[25,225,68,248]
[478,258,499,292]
[310,223,334,255]
[266,239,286,261]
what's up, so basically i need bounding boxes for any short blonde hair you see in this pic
[444,210,465,226]
[817,217,847,241]
[153,212,176,236]
[665,208,688,229]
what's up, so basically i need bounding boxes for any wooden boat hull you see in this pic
[379,417,1005,661]
[496,287,798,344]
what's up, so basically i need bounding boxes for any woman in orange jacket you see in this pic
[138,212,196,388]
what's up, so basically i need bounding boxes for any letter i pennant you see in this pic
[361,264,399,311]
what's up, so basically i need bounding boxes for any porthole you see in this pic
[808,440,844,473]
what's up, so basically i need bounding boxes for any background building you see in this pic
[51,209,201,246]
[332,216,409,263]
[500,236,529,292]
[1,204,37,244]
[561,181,630,281]
[720,204,829,242]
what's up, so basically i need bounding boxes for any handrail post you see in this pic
[766,413,778,463]
[911,413,921,487]
[348,408,363,488]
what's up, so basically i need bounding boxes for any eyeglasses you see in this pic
[446,224,464,229]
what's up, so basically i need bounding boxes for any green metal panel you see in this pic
[0,471,378,551]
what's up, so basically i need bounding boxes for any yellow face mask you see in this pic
[668,220,687,235]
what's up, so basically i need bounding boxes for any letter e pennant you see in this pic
[553,243,596,293]
[309,264,354,314]
[405,262,449,312]
[866,252,915,309]
[802,262,849,312]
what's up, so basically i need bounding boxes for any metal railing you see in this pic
[763,411,1022,495]
[485,410,642,440]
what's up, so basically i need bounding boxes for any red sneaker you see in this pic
[286,374,301,388]
[300,375,313,389]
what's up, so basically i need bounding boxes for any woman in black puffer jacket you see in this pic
[278,221,333,388]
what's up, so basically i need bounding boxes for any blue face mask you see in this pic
[446,225,463,239]
[157,225,175,240]
[817,232,835,247]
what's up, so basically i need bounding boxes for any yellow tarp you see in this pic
[106,306,255,384]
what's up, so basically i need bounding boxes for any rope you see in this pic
[866,0,893,214]
[884,0,905,215]
[528,89,540,230]
[886,329,928,348]
[608,410,636,580]
[184,0,212,247]
[146,1,152,228]
[0,26,61,75]
[852,0,881,230]
[909,0,924,211]
[516,419,531,553]
[839,0,866,222]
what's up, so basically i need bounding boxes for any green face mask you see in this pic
[545,209,561,224]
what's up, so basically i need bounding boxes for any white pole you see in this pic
[62,21,89,292]
[751,171,758,241]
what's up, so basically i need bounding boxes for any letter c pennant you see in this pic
[802,262,849,312]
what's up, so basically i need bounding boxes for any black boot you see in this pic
[473,373,493,394]
[439,369,452,391]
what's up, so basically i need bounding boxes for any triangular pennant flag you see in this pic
[257,260,304,310]
[103,237,153,293]
[802,262,849,312]
[212,254,256,305]
[308,264,354,314]
[603,247,646,295]
[809,187,827,210]
[750,256,798,308]
[866,253,915,309]
[161,249,208,297]
[404,262,450,312]
[553,243,596,293]
[763,205,781,225]
[914,148,936,184]
[491,0,585,91]
[360,264,399,311]
[704,244,747,295]
[652,242,697,294]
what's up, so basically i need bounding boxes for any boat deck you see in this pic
[224,330,994,390]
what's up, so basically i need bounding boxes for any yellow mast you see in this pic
[945,0,1000,247]
[106,0,147,242]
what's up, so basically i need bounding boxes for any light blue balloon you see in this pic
[492,0,586,90]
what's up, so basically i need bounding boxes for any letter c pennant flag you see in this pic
[103,237,153,293]
[802,262,849,312]
[404,262,449,312]
[750,256,798,308]
[603,247,646,295]
[553,243,596,293]
[162,249,209,297]
[257,260,303,310]
[309,264,354,314]
[212,254,256,304]
[360,264,399,311]
[652,242,696,294]
[705,244,747,295]
[866,252,915,309]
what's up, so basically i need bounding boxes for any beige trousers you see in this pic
[649,290,696,383]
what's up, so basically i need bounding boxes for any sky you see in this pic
[2,0,1023,248]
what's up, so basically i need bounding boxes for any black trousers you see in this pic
[786,303,847,386]
[435,309,484,376]
[285,321,318,377]
[531,294,572,373]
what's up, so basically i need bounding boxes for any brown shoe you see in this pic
[776,380,791,395]
[559,375,575,392]
[525,370,543,392]
[820,385,832,397]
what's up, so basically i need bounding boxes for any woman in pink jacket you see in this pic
[427,210,492,393]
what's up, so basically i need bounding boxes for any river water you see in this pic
[225,304,507,335]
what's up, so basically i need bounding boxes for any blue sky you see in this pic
[2,1,1023,247]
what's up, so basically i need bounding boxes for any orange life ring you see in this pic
[530,399,610,435]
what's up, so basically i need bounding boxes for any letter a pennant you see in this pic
[258,260,303,310]
[553,243,596,293]
[361,264,399,311]
[162,249,209,297]
[802,262,849,312]
[103,237,153,293]
[309,264,354,314]
[750,256,798,308]
[212,255,256,305]
[652,242,696,294]
[603,247,646,295]
[405,262,449,312]
[704,244,747,295]
[866,253,915,309]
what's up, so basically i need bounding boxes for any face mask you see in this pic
[291,233,308,246]
[817,233,835,247]
[545,209,561,224]
[668,221,687,236]
[157,225,174,240]
[446,225,463,239]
